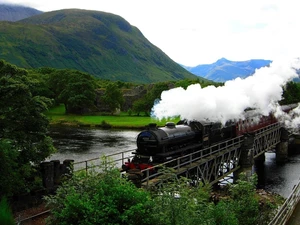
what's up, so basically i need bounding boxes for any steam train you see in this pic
[122,104,297,175]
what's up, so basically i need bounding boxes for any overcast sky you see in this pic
[1,0,299,66]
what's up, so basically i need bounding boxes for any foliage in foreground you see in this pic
[150,169,215,225]
[0,60,55,197]
[45,162,157,225]
[45,160,278,225]
[0,197,15,225]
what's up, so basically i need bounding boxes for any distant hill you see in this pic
[183,58,272,82]
[0,4,42,21]
[0,8,200,84]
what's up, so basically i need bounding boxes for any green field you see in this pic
[46,105,180,129]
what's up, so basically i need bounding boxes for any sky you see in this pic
[1,0,300,67]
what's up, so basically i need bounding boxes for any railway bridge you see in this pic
[67,121,290,189]
[138,122,288,188]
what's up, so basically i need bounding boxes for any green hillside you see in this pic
[0,9,200,83]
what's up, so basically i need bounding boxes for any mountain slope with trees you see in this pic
[0,8,199,84]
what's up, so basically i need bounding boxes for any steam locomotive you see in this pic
[122,104,297,175]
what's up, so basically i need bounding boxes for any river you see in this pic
[47,126,139,162]
[47,126,300,198]
[254,151,300,198]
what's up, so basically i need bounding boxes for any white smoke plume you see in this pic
[152,58,300,131]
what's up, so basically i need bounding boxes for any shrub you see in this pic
[0,197,14,225]
[45,160,157,225]
[127,108,132,116]
[100,120,112,128]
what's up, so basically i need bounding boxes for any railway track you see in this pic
[14,205,50,225]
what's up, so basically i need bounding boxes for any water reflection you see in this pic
[47,126,140,162]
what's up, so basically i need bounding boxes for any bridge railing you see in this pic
[141,136,244,186]
[268,179,300,225]
[73,149,135,173]
[254,122,281,136]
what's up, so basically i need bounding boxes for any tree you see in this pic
[280,81,300,105]
[27,68,56,99]
[0,60,55,197]
[47,69,97,114]
[133,82,169,115]
[175,78,200,89]
[45,160,157,225]
[102,83,124,114]
[132,98,148,116]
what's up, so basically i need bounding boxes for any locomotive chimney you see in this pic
[166,122,175,128]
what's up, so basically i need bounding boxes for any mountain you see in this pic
[183,58,272,82]
[0,8,199,84]
[0,4,42,21]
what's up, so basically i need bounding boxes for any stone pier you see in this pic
[40,159,74,190]
[276,128,289,163]
[234,134,255,181]
[239,134,255,168]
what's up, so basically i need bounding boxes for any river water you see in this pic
[254,151,300,198]
[47,126,139,163]
[47,126,300,198]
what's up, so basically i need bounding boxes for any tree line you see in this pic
[28,64,300,116]
[28,65,219,115]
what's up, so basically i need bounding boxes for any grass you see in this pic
[45,105,180,129]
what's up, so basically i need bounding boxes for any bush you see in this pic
[45,159,157,225]
[127,108,132,116]
[229,174,259,225]
[100,120,112,128]
[150,169,215,225]
[0,197,14,225]
[213,200,239,225]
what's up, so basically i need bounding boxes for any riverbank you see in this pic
[46,105,179,129]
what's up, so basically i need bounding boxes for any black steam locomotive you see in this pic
[122,119,237,173]
[122,104,297,174]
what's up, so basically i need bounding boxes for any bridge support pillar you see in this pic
[276,142,288,162]
[255,153,265,162]
[239,134,255,168]
[234,134,255,181]
[276,128,289,163]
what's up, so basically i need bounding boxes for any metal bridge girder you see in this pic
[253,123,281,157]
